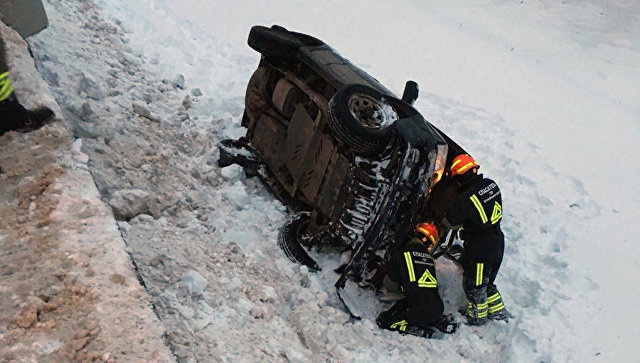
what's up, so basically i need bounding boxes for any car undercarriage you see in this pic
[218,25,468,294]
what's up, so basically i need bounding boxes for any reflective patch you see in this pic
[475,263,484,286]
[489,302,505,313]
[491,202,502,224]
[470,195,488,224]
[0,72,14,101]
[404,252,416,282]
[487,292,501,303]
[390,320,408,332]
[467,301,488,318]
[477,182,497,196]
[417,268,437,288]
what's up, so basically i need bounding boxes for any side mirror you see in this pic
[402,81,419,105]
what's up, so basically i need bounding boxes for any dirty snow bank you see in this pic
[0,20,171,362]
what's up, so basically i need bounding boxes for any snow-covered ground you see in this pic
[3,0,637,361]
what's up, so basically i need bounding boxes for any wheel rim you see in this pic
[350,93,400,131]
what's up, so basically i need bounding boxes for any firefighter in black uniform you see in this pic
[442,154,508,325]
[376,223,458,337]
[0,33,53,136]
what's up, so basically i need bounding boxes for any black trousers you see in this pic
[460,232,504,287]
[0,33,13,102]
[377,298,443,330]
[0,33,7,74]
[459,233,505,321]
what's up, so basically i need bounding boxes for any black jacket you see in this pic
[445,173,504,260]
[387,238,444,324]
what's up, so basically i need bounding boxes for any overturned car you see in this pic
[218,25,467,291]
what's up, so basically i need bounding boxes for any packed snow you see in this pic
[4,0,637,361]
[375,101,400,129]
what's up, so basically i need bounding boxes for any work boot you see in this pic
[402,325,434,338]
[488,307,509,321]
[432,314,459,334]
[487,287,509,322]
[462,282,488,326]
[0,94,54,136]
[464,301,488,325]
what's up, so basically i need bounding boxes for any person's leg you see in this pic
[487,236,508,320]
[376,300,410,331]
[0,35,54,135]
[0,33,8,72]
[459,248,492,325]
[486,282,508,320]
[461,261,488,325]
[0,36,5,173]
[0,35,14,101]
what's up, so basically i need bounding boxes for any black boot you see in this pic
[0,94,54,136]
[487,284,509,321]
[462,277,488,326]
[432,314,459,334]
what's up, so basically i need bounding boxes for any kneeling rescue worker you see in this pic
[443,154,509,325]
[376,223,458,337]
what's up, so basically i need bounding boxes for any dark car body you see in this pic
[219,25,466,279]
[0,0,49,38]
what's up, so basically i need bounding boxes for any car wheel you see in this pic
[328,84,396,156]
[278,213,321,272]
[248,25,300,59]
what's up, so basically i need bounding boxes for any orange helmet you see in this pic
[415,223,438,245]
[450,154,479,176]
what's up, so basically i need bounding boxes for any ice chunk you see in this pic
[181,270,208,294]
[221,164,243,181]
[108,189,151,220]
[374,101,399,128]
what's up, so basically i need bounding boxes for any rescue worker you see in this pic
[376,223,458,337]
[0,33,53,137]
[442,154,508,325]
